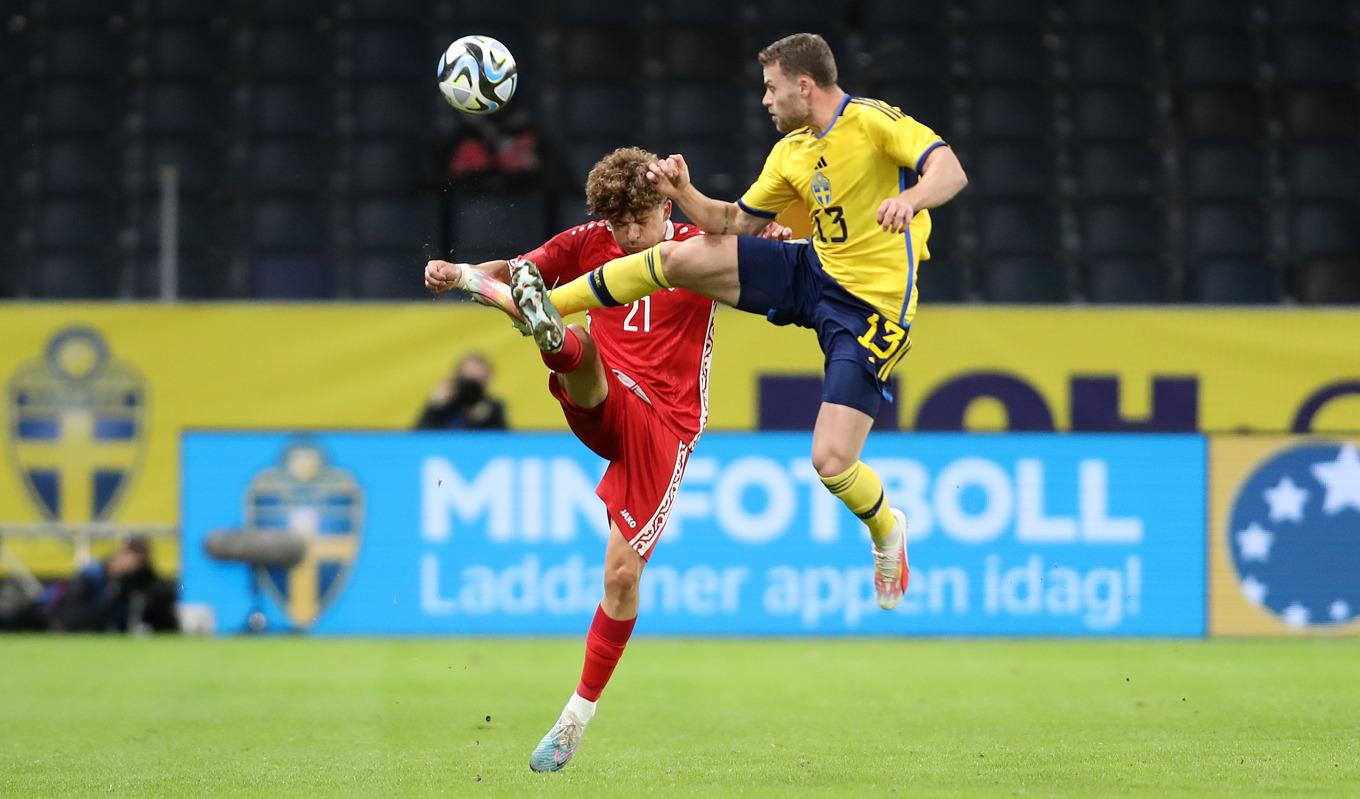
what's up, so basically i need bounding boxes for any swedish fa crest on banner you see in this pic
[6,326,147,523]
[247,442,364,629]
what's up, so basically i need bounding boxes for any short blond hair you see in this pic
[758,33,838,87]
[585,147,665,221]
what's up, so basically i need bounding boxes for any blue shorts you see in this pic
[736,237,912,417]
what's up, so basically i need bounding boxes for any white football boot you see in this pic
[452,263,530,336]
[529,693,595,773]
[509,258,566,353]
[872,508,910,610]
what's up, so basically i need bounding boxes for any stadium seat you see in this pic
[562,28,642,80]
[1292,204,1360,258]
[31,254,118,299]
[250,255,335,299]
[1270,0,1354,27]
[1296,258,1360,303]
[250,0,331,23]
[1192,258,1280,303]
[254,27,328,80]
[448,0,534,24]
[354,255,430,299]
[1275,31,1357,85]
[564,84,644,138]
[1189,203,1266,256]
[748,0,829,27]
[47,26,121,78]
[1074,89,1155,139]
[973,31,1048,84]
[252,200,327,250]
[1077,143,1158,199]
[975,88,1051,139]
[975,143,1056,197]
[354,27,425,80]
[355,83,430,136]
[42,140,118,195]
[1289,145,1360,201]
[552,190,589,232]
[982,257,1069,303]
[663,86,743,138]
[354,140,424,193]
[658,139,745,195]
[1167,0,1252,27]
[43,84,118,135]
[150,0,224,21]
[1086,257,1172,303]
[1070,0,1153,26]
[916,258,969,302]
[352,0,426,22]
[1082,202,1163,256]
[252,140,327,194]
[48,0,127,21]
[358,197,440,251]
[1181,89,1263,138]
[861,0,939,25]
[149,26,228,79]
[1282,88,1360,138]
[1176,31,1257,86]
[140,196,217,250]
[1072,32,1152,84]
[968,0,1048,25]
[40,200,115,249]
[254,84,327,134]
[450,194,545,254]
[147,82,226,135]
[1186,144,1265,199]
[980,202,1059,256]
[660,28,741,80]
[145,140,223,196]
[868,32,949,83]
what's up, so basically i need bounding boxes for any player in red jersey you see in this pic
[424,147,787,772]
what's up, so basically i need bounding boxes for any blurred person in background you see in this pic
[414,352,508,430]
[47,536,177,633]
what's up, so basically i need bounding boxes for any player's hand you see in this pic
[877,196,916,235]
[424,259,462,293]
[646,154,691,198]
[756,221,794,241]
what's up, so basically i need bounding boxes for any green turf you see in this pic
[1,637,1357,797]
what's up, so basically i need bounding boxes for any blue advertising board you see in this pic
[181,432,1207,636]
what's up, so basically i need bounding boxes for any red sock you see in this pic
[540,327,584,373]
[576,604,636,702]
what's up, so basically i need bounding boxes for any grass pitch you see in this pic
[2,637,1357,797]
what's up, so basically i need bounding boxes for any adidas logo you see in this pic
[815,157,828,169]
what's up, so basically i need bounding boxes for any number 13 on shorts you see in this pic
[857,313,911,381]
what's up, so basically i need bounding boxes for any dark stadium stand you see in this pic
[1,0,1357,302]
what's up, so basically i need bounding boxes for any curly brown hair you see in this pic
[585,147,666,222]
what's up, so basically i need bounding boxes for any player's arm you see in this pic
[868,113,969,234]
[647,155,771,237]
[424,259,509,293]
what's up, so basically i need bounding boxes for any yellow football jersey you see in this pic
[738,96,946,327]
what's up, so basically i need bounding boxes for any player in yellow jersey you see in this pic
[508,33,968,610]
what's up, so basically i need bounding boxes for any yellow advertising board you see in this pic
[1,303,1358,575]
[1209,435,1360,636]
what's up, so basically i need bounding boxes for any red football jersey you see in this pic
[519,220,714,441]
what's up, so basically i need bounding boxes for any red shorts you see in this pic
[548,370,692,560]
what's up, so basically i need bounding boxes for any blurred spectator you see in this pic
[416,352,508,430]
[444,107,569,192]
[46,537,178,633]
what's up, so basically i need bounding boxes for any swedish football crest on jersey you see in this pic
[247,442,364,629]
[811,171,833,208]
[6,326,147,523]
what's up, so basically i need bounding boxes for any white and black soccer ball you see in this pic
[436,35,517,115]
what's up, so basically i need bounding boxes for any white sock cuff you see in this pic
[566,691,597,723]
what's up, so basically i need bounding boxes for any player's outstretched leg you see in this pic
[510,258,566,352]
[450,264,530,335]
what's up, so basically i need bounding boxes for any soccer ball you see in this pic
[436,35,518,115]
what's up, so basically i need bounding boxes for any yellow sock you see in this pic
[547,244,669,316]
[820,461,898,547]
